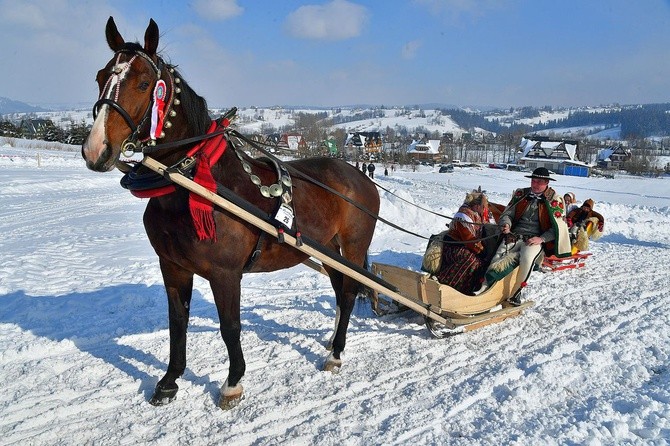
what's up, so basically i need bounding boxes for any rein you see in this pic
[102,59,499,247]
[223,130,501,245]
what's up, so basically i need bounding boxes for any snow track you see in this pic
[1,153,669,445]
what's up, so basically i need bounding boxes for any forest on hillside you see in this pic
[445,104,670,139]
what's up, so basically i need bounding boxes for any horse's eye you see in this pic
[139,81,150,91]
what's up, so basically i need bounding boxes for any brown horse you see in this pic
[82,17,379,408]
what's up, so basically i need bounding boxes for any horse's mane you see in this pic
[165,63,210,136]
[120,42,211,136]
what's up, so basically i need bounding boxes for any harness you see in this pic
[93,49,177,156]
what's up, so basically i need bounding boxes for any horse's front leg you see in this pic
[210,270,246,409]
[150,258,194,406]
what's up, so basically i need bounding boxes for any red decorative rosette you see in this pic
[554,211,562,217]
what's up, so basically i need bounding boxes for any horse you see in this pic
[81,17,380,409]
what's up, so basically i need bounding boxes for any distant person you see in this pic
[367,163,375,179]
[474,167,571,304]
[384,166,389,176]
[361,162,367,173]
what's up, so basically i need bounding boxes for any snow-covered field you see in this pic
[1,142,670,445]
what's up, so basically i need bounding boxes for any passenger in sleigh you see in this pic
[566,198,605,252]
[474,168,572,303]
[421,189,495,294]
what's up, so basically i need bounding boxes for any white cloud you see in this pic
[192,0,243,21]
[284,0,368,41]
[401,40,422,59]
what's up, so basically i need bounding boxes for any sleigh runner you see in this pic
[540,251,592,272]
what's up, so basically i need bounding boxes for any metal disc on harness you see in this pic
[269,184,283,197]
[260,186,270,198]
[242,162,252,174]
[281,175,292,187]
[250,175,261,185]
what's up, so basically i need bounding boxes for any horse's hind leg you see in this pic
[323,267,356,372]
[150,258,194,406]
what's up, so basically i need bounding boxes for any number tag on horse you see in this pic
[275,203,294,228]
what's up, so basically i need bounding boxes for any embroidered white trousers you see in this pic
[488,239,544,295]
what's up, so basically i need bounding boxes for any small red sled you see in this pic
[540,251,592,272]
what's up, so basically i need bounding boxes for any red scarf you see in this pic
[186,120,228,241]
[131,119,229,241]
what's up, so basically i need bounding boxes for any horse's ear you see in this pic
[105,16,125,52]
[144,19,159,56]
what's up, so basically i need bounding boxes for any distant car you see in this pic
[439,164,454,173]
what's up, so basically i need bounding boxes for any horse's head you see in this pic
[82,17,183,172]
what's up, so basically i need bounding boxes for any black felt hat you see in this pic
[525,167,555,181]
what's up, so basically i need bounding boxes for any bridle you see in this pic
[92,49,177,156]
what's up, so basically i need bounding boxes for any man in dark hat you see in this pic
[474,167,571,304]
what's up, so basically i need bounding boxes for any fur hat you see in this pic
[583,198,594,209]
[464,189,488,208]
[525,167,555,181]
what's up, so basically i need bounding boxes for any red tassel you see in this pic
[186,120,229,241]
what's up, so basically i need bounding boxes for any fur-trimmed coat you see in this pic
[500,186,572,258]
[567,206,604,229]
[447,205,484,255]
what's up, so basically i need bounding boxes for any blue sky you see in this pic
[1,0,670,109]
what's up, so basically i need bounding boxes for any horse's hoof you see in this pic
[149,383,178,406]
[218,380,243,410]
[323,353,342,373]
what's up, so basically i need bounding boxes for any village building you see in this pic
[265,132,308,154]
[518,136,591,177]
[407,139,441,162]
[344,131,382,160]
[596,145,631,170]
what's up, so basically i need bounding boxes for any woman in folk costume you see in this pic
[475,167,571,304]
[432,190,490,294]
[563,192,579,215]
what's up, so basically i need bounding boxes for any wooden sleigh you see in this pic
[370,262,534,337]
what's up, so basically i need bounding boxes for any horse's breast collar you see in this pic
[120,157,197,197]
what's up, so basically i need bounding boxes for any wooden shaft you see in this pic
[141,156,452,326]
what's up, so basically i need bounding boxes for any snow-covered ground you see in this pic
[1,142,670,445]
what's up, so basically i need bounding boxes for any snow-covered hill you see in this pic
[3,104,635,143]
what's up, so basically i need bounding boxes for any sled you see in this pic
[540,252,592,272]
[371,262,534,338]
